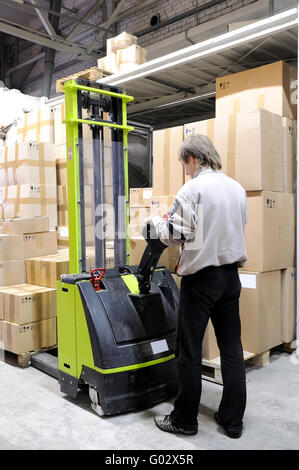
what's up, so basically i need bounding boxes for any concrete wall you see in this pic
[6,0,297,98]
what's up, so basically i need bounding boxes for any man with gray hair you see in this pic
[147,135,248,439]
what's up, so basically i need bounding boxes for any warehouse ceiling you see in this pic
[100,8,298,129]
[0,0,110,57]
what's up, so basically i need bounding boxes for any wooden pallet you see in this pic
[202,351,255,385]
[56,66,107,93]
[248,351,270,367]
[279,341,297,353]
[0,345,57,369]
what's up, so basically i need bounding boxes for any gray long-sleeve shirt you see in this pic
[150,167,248,276]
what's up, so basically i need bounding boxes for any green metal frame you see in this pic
[62,79,134,274]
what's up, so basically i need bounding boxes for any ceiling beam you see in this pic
[0,0,113,35]
[0,19,99,58]
[86,0,128,54]
[65,0,105,42]
[30,0,57,39]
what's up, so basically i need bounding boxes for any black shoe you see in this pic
[215,412,242,439]
[154,415,198,436]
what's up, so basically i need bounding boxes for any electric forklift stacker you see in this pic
[57,78,179,416]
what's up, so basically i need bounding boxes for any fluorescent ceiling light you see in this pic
[101,8,297,86]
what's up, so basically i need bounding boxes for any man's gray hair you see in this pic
[179,135,222,170]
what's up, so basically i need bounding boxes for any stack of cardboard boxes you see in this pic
[0,106,65,355]
[97,32,147,74]
[0,216,58,354]
[0,141,57,228]
[184,60,297,359]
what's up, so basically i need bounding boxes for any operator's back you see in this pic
[176,168,248,276]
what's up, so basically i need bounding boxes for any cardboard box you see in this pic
[282,118,297,193]
[184,109,283,192]
[130,188,152,207]
[0,283,57,323]
[55,143,67,161]
[0,184,57,228]
[106,31,137,55]
[26,249,95,288]
[239,271,282,354]
[130,237,180,273]
[116,45,147,65]
[0,142,56,186]
[97,53,120,75]
[129,224,144,238]
[57,225,95,249]
[242,192,295,272]
[281,268,296,343]
[1,317,57,354]
[17,107,55,144]
[202,270,282,359]
[153,126,184,195]
[56,153,111,186]
[119,63,144,73]
[216,61,297,119]
[56,159,94,186]
[0,234,24,261]
[23,230,57,258]
[53,103,66,146]
[53,102,107,146]
[0,216,50,234]
[0,260,26,287]
[150,195,175,217]
[202,320,221,361]
[130,207,150,226]
[57,184,93,227]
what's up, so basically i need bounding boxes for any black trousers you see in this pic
[170,263,246,428]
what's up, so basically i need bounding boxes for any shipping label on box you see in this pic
[216,61,297,120]
[17,108,55,144]
[0,184,57,228]
[0,283,57,323]
[241,191,295,272]
[0,142,56,186]
[149,196,175,217]
[23,230,57,258]
[1,317,57,354]
[130,188,153,207]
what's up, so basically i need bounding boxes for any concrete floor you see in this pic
[0,350,298,450]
